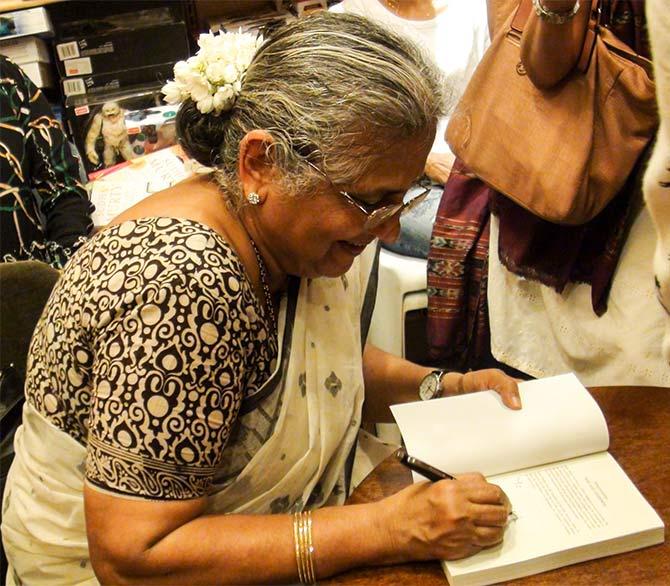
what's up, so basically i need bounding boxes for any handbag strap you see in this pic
[511,0,600,73]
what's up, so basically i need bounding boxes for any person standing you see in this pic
[0,56,93,268]
[331,0,490,257]
[643,0,670,362]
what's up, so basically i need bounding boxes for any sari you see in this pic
[2,231,378,584]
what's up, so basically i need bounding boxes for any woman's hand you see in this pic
[442,369,522,409]
[377,473,512,562]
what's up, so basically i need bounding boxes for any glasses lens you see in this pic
[364,204,403,231]
[361,187,431,231]
[403,187,431,213]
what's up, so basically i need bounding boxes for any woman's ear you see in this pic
[239,130,276,201]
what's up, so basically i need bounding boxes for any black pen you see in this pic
[396,447,455,481]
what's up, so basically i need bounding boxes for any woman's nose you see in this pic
[368,214,401,243]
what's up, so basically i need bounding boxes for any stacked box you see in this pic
[51,8,189,176]
[55,21,189,78]
[0,36,50,64]
[0,7,53,40]
[0,35,55,87]
[20,61,54,88]
[61,62,175,98]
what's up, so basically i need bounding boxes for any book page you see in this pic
[88,146,192,227]
[444,452,664,585]
[391,373,608,477]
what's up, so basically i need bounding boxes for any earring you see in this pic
[247,191,261,205]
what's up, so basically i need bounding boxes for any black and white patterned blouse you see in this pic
[25,217,278,499]
[0,56,93,267]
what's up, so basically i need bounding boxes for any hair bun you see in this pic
[175,100,227,167]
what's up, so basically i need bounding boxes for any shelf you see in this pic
[0,0,65,13]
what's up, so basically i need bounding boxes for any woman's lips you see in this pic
[339,240,368,256]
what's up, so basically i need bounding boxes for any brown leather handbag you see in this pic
[446,0,657,225]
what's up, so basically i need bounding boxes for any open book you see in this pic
[390,373,665,586]
[87,146,193,227]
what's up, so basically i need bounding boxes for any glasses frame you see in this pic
[338,185,431,231]
[302,159,432,231]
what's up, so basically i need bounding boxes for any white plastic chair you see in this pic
[368,248,428,357]
[368,248,428,444]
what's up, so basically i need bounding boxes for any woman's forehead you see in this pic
[349,132,433,191]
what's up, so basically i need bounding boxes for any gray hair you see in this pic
[176,11,448,208]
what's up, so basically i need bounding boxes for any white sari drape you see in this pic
[2,244,378,584]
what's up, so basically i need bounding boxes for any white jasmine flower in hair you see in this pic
[213,86,236,112]
[205,61,227,83]
[162,30,264,115]
[189,77,212,103]
[197,95,215,114]
[173,60,193,80]
[222,63,239,84]
[162,80,184,105]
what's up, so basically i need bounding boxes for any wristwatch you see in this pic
[419,370,446,401]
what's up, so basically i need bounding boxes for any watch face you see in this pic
[419,372,440,401]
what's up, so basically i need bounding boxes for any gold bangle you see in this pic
[293,511,317,584]
[305,510,316,583]
[293,512,306,584]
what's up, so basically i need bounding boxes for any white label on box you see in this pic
[64,57,92,76]
[56,41,79,61]
[63,78,86,97]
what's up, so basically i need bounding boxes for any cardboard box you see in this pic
[62,62,175,98]
[65,84,179,178]
[21,61,55,88]
[0,36,51,64]
[55,21,189,78]
[0,7,53,40]
[56,7,173,40]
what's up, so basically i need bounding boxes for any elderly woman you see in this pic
[1,13,520,585]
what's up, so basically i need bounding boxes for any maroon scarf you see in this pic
[427,160,491,368]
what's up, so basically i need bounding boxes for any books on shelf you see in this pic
[390,373,665,586]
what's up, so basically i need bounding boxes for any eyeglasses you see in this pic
[303,159,431,231]
[338,185,431,231]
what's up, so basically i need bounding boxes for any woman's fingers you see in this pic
[495,376,522,409]
[462,369,522,410]
[442,544,483,561]
[451,476,513,526]
[455,474,507,505]
[470,503,511,528]
[473,524,506,547]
